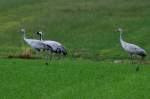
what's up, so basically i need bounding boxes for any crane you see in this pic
[36,31,67,60]
[117,28,147,71]
[21,29,52,64]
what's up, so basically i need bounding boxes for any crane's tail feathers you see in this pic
[62,48,67,56]
[138,51,147,58]
[57,46,67,56]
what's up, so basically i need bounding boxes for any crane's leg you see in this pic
[44,50,49,65]
[135,56,140,71]
[140,56,144,64]
[35,49,41,59]
[53,53,58,60]
[56,53,61,60]
[44,50,53,65]
[49,51,52,61]
[130,54,134,64]
[136,56,145,71]
[35,51,39,58]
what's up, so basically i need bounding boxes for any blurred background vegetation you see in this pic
[0,0,149,60]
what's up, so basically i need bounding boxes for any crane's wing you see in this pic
[125,43,147,55]
[24,39,54,51]
[43,40,67,55]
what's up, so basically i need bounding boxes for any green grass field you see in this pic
[0,0,149,57]
[0,0,150,98]
[0,59,150,99]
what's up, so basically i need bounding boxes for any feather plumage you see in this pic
[36,31,67,56]
[117,28,147,58]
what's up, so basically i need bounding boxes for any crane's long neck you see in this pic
[39,34,43,41]
[22,31,26,40]
[120,31,124,42]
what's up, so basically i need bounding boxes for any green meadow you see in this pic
[0,59,150,99]
[0,0,150,98]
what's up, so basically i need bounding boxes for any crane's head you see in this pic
[21,28,25,33]
[36,31,43,36]
[116,28,123,32]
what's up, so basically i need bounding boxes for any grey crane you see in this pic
[117,28,147,71]
[36,31,67,60]
[21,29,52,64]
